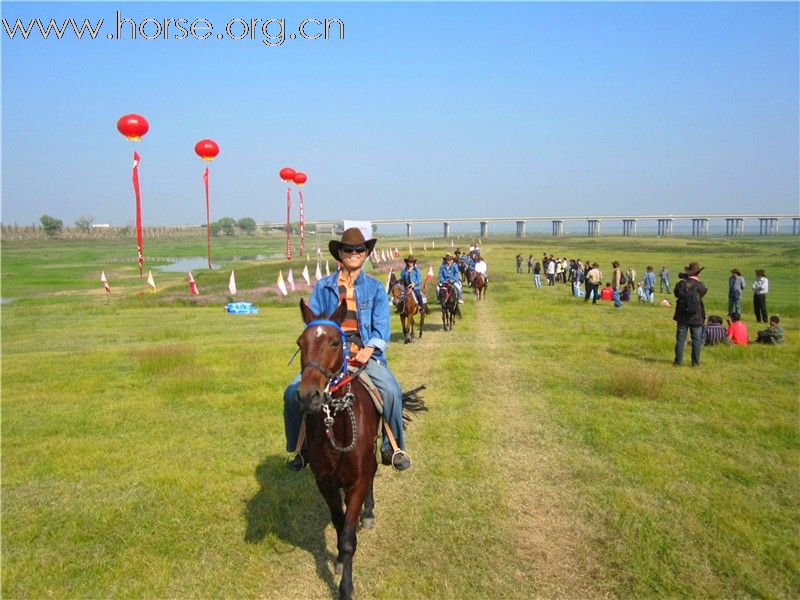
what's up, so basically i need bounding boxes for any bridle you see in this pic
[298,318,367,452]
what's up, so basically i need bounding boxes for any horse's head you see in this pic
[390,282,404,306]
[296,298,349,414]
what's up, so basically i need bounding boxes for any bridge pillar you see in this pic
[759,218,779,236]
[657,218,674,236]
[443,221,450,238]
[587,219,600,237]
[552,220,564,237]
[793,218,800,235]
[725,218,745,236]
[406,222,412,238]
[691,218,709,237]
[515,220,526,238]
[480,221,488,238]
[622,219,638,237]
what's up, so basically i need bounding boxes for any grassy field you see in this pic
[2,232,798,598]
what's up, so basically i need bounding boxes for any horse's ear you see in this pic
[300,299,316,324]
[330,298,348,325]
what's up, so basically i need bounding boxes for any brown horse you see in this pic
[439,282,458,331]
[296,298,424,600]
[473,272,487,300]
[390,279,425,343]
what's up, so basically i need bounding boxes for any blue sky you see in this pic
[2,1,798,226]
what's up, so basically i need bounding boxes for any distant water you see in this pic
[156,254,285,272]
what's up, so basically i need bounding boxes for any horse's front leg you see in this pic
[337,480,370,600]
[361,479,375,529]
[419,309,425,338]
[401,315,410,344]
[315,477,345,562]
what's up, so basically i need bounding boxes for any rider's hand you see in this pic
[354,346,375,364]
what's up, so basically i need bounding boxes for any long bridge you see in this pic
[260,213,800,238]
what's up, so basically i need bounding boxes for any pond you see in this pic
[156,255,285,272]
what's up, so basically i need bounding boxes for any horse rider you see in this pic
[399,255,428,314]
[474,255,488,285]
[438,253,464,304]
[283,227,412,472]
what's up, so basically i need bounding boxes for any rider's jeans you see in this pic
[283,358,406,453]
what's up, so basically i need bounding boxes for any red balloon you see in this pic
[293,172,308,186]
[195,139,220,161]
[279,167,296,182]
[117,114,149,141]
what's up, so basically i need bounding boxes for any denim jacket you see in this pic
[309,270,390,361]
[439,263,460,284]
[399,266,421,291]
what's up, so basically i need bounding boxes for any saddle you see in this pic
[348,365,383,416]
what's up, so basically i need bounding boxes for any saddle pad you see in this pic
[348,366,384,415]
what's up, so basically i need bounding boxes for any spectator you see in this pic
[659,267,671,293]
[584,263,602,304]
[627,265,637,289]
[546,256,556,286]
[527,254,533,274]
[620,284,632,302]
[728,268,746,316]
[600,283,613,301]
[532,262,542,289]
[636,282,647,302]
[611,261,622,291]
[643,266,656,303]
[752,269,769,323]
[673,261,707,367]
[756,315,784,344]
[704,315,729,346]
[726,312,748,346]
[515,254,523,274]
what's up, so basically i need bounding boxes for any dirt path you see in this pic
[471,295,612,598]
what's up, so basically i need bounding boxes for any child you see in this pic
[756,315,784,344]
[726,312,748,346]
[600,283,613,301]
[636,282,647,302]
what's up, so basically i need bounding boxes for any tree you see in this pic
[209,222,222,237]
[75,215,94,232]
[40,214,63,238]
[218,217,236,236]
[237,217,257,235]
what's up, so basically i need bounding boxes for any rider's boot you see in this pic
[381,447,411,471]
[287,449,309,472]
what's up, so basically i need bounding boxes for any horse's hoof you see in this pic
[336,562,344,575]
[361,517,375,529]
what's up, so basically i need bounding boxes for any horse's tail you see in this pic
[401,384,427,427]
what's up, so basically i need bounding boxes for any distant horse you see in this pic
[473,272,487,300]
[458,258,470,283]
[439,282,458,331]
[295,298,425,600]
[389,276,425,343]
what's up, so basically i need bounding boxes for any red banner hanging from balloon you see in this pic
[286,186,292,260]
[132,151,144,276]
[298,190,305,257]
[203,167,211,269]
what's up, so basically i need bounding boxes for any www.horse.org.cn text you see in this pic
[2,11,345,46]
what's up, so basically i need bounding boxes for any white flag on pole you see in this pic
[287,268,296,291]
[146,269,156,291]
[228,270,237,295]
[325,260,330,276]
[302,265,311,285]
[315,262,322,282]
[277,270,288,296]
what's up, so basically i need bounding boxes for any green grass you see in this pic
[2,233,798,598]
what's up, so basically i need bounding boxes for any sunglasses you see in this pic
[341,245,367,254]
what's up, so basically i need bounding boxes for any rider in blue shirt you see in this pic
[399,256,427,313]
[438,253,464,303]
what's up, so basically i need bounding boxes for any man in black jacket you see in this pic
[673,262,708,367]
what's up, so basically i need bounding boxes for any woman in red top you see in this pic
[600,283,613,301]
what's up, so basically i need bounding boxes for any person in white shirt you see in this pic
[474,255,488,283]
[752,269,769,323]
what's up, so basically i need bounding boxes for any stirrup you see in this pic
[389,449,410,471]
